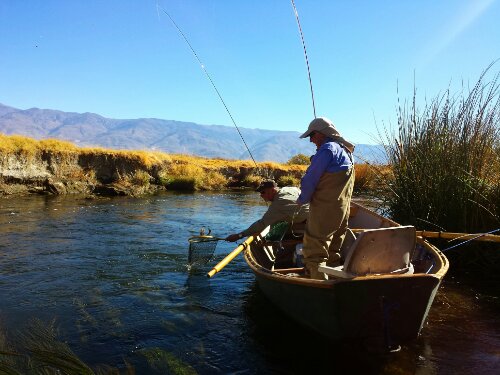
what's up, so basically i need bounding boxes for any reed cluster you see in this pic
[376,64,500,268]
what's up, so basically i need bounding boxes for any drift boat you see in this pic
[242,201,449,348]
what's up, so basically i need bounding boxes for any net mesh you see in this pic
[188,236,219,264]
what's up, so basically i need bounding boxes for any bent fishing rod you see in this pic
[156,3,259,169]
[290,0,316,119]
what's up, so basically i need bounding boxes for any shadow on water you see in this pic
[242,278,500,375]
[242,283,421,375]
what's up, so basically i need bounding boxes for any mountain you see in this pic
[0,103,386,163]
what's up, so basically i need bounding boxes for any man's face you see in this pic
[309,131,326,148]
[260,187,274,202]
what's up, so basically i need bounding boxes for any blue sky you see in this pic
[1,0,499,144]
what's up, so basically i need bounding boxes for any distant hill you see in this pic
[0,103,386,163]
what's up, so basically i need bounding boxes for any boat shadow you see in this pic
[242,282,431,374]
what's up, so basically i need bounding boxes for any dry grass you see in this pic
[158,162,227,191]
[0,134,172,166]
[1,133,386,194]
[353,163,374,192]
[0,134,77,155]
[277,174,300,187]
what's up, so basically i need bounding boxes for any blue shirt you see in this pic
[297,138,353,204]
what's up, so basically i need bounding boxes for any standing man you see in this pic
[296,117,355,280]
[225,180,309,242]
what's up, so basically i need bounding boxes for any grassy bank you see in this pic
[0,133,378,195]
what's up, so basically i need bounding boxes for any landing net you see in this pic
[188,236,219,264]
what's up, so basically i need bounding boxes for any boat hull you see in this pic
[252,271,442,344]
[243,202,449,345]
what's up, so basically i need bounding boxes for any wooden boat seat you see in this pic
[319,226,416,279]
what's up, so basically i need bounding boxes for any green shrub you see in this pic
[241,174,263,189]
[277,174,300,187]
[287,153,310,165]
[164,176,198,191]
[131,170,151,186]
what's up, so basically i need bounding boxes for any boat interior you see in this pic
[250,203,443,279]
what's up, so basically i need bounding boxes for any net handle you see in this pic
[188,235,226,242]
[207,235,255,278]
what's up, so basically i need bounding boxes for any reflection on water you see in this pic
[0,193,498,374]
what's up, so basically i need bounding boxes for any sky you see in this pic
[1,0,499,145]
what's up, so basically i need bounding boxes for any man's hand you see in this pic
[225,233,243,242]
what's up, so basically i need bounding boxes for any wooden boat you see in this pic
[242,201,449,348]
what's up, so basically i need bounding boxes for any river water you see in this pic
[0,192,498,374]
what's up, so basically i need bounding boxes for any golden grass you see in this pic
[0,133,172,167]
[353,163,392,192]
[277,174,300,187]
[158,162,228,191]
[0,133,377,193]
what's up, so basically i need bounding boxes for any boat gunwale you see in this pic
[243,201,449,288]
[244,239,448,289]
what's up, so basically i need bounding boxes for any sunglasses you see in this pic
[309,131,317,138]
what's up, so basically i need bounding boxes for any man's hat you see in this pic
[299,117,355,153]
[256,180,278,192]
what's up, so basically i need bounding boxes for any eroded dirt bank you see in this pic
[0,148,305,197]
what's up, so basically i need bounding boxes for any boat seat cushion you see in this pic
[320,226,416,278]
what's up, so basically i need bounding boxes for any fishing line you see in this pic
[156,3,259,168]
[290,0,317,118]
[442,228,500,252]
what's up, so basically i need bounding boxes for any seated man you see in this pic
[225,180,309,242]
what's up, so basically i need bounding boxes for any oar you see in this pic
[351,228,500,243]
[207,235,255,278]
[416,229,500,243]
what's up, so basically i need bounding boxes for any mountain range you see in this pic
[0,103,385,163]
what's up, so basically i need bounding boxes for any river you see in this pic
[0,192,498,374]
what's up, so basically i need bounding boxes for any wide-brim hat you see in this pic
[299,117,355,153]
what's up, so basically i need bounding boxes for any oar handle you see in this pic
[207,236,255,278]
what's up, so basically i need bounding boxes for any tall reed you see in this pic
[378,64,500,236]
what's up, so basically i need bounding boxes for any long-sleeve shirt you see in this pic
[297,138,353,204]
[241,187,309,236]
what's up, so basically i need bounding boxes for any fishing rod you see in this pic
[156,3,259,169]
[290,0,317,119]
